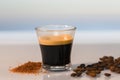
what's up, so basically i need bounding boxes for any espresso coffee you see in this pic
[39,34,73,66]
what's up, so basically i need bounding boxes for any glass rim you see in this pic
[35,25,76,31]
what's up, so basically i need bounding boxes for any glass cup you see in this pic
[35,25,76,71]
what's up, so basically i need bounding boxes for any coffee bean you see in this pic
[86,71,97,77]
[104,73,111,77]
[76,73,82,77]
[71,73,77,77]
[80,64,85,68]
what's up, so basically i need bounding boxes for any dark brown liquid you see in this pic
[40,43,72,66]
[39,34,73,66]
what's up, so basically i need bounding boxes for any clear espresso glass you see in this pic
[35,25,76,71]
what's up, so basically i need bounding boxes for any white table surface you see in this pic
[0,30,120,80]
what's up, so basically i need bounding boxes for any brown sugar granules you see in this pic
[10,61,42,74]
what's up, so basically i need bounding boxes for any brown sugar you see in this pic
[10,61,42,74]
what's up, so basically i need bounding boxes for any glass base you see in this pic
[43,63,71,71]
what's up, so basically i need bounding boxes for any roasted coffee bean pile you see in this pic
[71,56,120,77]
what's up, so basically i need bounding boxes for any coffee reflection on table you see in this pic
[43,71,73,80]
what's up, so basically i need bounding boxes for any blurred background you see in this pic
[0,0,120,45]
[0,0,120,31]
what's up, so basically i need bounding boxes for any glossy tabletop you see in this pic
[0,31,120,80]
